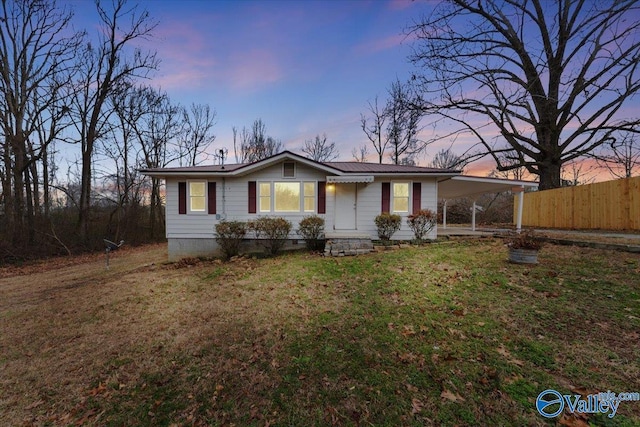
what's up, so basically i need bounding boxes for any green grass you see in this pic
[3,239,639,426]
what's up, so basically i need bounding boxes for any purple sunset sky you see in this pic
[69,0,639,180]
[72,0,477,168]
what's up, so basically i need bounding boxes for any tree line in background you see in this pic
[2,0,640,263]
[0,0,225,260]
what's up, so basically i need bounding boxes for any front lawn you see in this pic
[0,239,638,426]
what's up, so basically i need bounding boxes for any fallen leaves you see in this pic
[496,344,525,366]
[441,389,465,403]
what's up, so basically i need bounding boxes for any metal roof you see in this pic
[324,162,459,174]
[438,175,538,199]
[140,150,459,177]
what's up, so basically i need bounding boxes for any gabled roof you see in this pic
[140,150,460,178]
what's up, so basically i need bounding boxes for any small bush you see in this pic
[297,215,325,251]
[214,220,247,260]
[507,230,543,250]
[248,217,292,256]
[407,209,437,241]
[374,212,402,240]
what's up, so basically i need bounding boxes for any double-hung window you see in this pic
[303,182,315,212]
[189,181,206,213]
[259,182,271,212]
[179,181,216,215]
[392,182,409,213]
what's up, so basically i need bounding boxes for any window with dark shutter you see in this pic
[412,182,421,214]
[208,182,216,214]
[248,181,257,213]
[381,182,391,213]
[317,181,326,214]
[178,182,186,215]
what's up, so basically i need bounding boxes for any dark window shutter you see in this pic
[178,182,186,214]
[381,182,391,213]
[248,181,257,213]
[317,181,326,214]
[412,182,421,214]
[208,182,216,214]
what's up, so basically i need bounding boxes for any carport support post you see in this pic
[513,186,524,232]
[443,200,447,229]
[471,200,477,232]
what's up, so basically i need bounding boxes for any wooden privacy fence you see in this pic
[516,176,640,230]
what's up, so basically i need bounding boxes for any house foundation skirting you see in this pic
[324,236,373,257]
[167,237,305,261]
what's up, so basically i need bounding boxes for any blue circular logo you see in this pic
[536,389,564,418]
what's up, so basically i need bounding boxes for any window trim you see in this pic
[188,180,207,214]
[392,181,410,214]
[303,181,316,213]
[259,182,272,213]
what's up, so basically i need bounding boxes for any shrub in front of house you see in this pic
[407,209,437,242]
[214,220,247,260]
[374,212,402,240]
[248,217,292,256]
[297,215,325,251]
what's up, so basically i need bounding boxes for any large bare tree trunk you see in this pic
[408,0,640,188]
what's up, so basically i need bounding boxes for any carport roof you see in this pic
[438,175,538,199]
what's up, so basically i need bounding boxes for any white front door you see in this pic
[334,183,357,230]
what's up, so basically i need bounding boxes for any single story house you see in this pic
[141,151,537,260]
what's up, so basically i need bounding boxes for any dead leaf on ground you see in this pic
[441,389,465,403]
[401,325,416,337]
[405,383,419,393]
[411,398,424,414]
[496,344,525,366]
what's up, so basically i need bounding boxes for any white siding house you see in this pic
[141,151,460,260]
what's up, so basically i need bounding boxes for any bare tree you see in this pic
[71,0,158,242]
[351,144,369,162]
[104,84,149,240]
[561,160,595,187]
[177,103,217,167]
[232,126,241,163]
[408,0,640,190]
[138,89,181,238]
[429,148,466,170]
[301,133,339,162]
[594,131,640,179]
[235,119,282,163]
[360,96,389,164]
[487,151,528,180]
[112,85,180,239]
[0,0,82,247]
[386,80,423,165]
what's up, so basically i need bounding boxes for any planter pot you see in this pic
[508,248,539,264]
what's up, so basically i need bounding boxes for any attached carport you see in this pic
[437,175,538,232]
